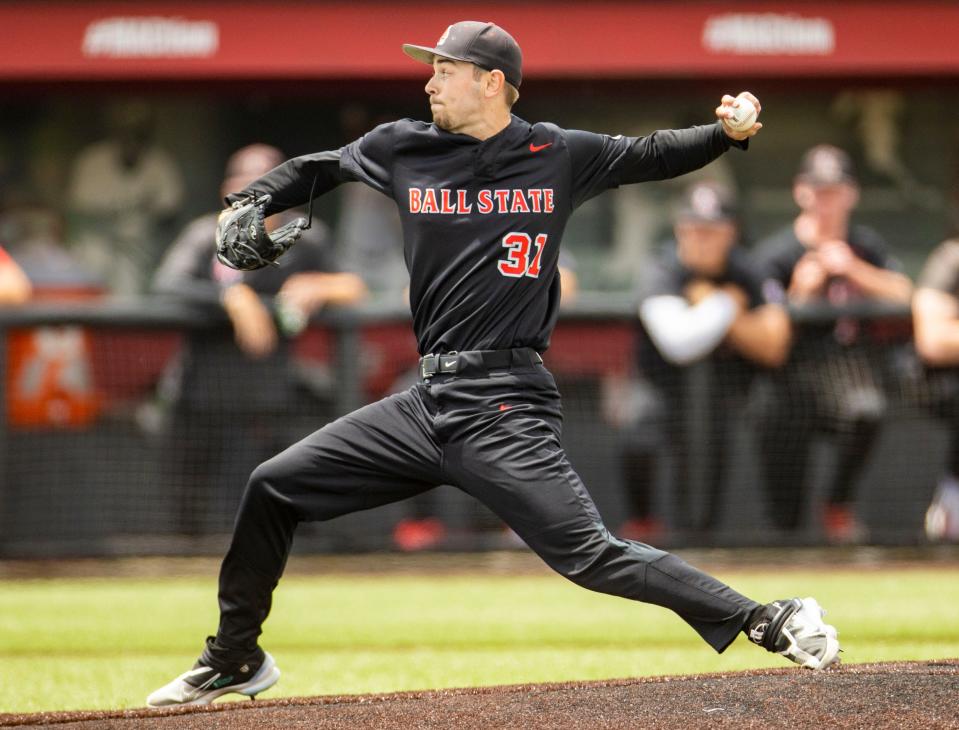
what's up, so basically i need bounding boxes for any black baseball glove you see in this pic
[215,193,308,271]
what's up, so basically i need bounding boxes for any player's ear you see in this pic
[485,70,506,99]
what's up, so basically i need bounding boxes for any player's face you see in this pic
[675,220,737,276]
[794,181,859,223]
[425,58,484,132]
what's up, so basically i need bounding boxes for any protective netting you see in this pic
[0,309,952,557]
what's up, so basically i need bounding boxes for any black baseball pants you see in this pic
[215,348,759,654]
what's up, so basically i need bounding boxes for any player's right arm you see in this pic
[913,239,959,366]
[223,122,397,216]
[567,124,746,209]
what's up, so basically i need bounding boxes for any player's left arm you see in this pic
[223,150,346,216]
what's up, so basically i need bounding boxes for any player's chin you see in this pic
[431,108,453,130]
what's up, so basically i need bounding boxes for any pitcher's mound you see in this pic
[4,660,958,729]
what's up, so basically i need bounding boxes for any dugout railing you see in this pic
[0,296,944,558]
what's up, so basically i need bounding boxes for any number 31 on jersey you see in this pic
[498,232,548,279]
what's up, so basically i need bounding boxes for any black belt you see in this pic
[419,347,543,381]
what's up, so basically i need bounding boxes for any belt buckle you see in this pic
[420,354,438,380]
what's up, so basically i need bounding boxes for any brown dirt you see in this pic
[3,660,957,729]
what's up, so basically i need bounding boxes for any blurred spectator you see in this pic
[911,238,959,542]
[0,240,32,546]
[152,143,367,535]
[752,144,912,543]
[615,182,789,542]
[0,243,32,306]
[0,203,101,296]
[67,100,184,296]
[0,203,103,429]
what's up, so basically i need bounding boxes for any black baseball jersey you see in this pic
[211,117,766,664]
[227,116,744,356]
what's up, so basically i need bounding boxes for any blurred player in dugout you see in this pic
[911,224,959,543]
[616,181,789,542]
[752,144,912,543]
[152,144,367,535]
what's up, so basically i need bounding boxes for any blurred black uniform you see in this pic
[624,244,765,533]
[153,211,337,534]
[914,240,959,476]
[752,224,894,531]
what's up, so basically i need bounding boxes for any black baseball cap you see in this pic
[796,144,857,186]
[675,182,739,224]
[403,21,523,89]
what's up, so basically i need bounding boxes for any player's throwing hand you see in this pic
[717,92,763,140]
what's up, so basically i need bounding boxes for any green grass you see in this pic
[1,564,957,713]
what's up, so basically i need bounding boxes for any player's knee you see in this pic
[244,457,293,503]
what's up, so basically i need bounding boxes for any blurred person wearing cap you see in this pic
[148,21,844,707]
[66,100,185,296]
[752,144,912,544]
[615,182,789,543]
[151,143,367,536]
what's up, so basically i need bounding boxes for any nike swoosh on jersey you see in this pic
[529,142,553,153]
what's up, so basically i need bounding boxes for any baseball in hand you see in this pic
[725,97,758,132]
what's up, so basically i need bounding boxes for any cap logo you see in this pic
[691,186,721,218]
[437,25,452,46]
[812,151,841,182]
